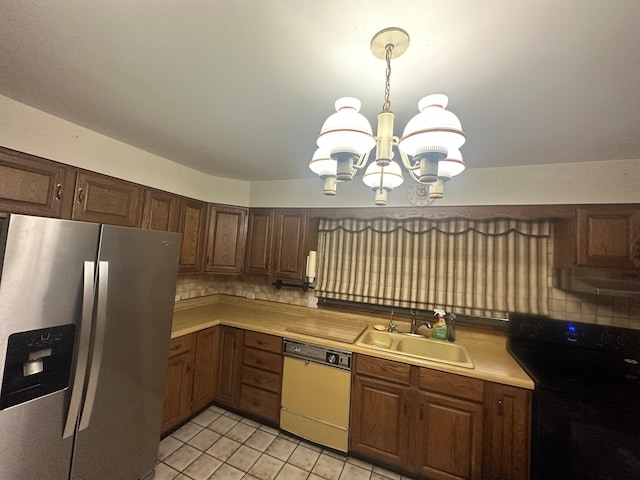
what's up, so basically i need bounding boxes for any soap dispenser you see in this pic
[433,309,448,340]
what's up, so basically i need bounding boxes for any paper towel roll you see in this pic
[306,250,317,280]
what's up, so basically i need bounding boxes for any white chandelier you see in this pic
[309,28,466,206]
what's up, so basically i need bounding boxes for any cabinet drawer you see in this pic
[240,384,280,422]
[168,334,194,358]
[243,348,283,374]
[244,331,281,353]
[354,354,412,386]
[241,365,281,394]
[418,368,484,403]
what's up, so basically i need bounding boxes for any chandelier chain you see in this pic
[382,43,393,111]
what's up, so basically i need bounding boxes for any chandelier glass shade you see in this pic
[309,28,466,205]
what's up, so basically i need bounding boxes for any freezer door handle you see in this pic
[63,261,96,439]
[79,261,108,431]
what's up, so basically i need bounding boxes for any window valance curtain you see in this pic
[316,217,551,318]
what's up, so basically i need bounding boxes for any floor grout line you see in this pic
[157,405,414,480]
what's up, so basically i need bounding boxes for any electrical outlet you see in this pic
[246,292,256,299]
[308,296,318,308]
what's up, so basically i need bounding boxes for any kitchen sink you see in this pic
[355,328,474,369]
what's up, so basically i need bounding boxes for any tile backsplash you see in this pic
[548,284,640,330]
[176,273,639,330]
[176,275,316,308]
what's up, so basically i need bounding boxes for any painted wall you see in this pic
[0,95,251,205]
[2,95,639,208]
[250,159,640,207]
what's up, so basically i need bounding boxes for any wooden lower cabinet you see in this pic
[161,327,220,435]
[161,335,195,433]
[216,326,244,408]
[350,375,411,467]
[483,383,531,480]
[350,354,529,480]
[415,391,484,480]
[239,331,283,424]
[191,327,220,412]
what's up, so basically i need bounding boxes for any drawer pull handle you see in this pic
[257,340,267,345]
[256,360,265,366]
[497,399,504,416]
[255,377,266,384]
[170,344,181,351]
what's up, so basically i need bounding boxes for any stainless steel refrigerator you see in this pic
[0,214,181,480]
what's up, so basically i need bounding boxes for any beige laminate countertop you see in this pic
[172,295,534,390]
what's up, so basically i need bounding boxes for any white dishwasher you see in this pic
[280,339,352,452]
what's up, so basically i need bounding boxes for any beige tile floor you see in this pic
[156,405,415,480]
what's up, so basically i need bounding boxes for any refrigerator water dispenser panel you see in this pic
[0,324,76,409]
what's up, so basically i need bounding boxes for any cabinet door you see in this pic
[272,209,308,280]
[484,383,531,480]
[216,326,244,408]
[191,327,219,412]
[414,391,484,480]
[161,335,194,434]
[161,352,193,434]
[0,147,75,218]
[71,171,144,226]
[204,205,248,274]
[576,206,640,268]
[350,375,411,468]
[141,189,180,232]
[178,198,207,274]
[244,209,275,276]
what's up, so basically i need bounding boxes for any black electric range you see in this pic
[508,313,640,480]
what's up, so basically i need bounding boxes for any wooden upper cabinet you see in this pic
[204,205,248,274]
[178,198,207,274]
[0,147,75,218]
[273,209,309,280]
[141,189,180,232]
[576,206,640,269]
[71,171,144,226]
[555,206,640,269]
[244,208,315,280]
[244,209,275,276]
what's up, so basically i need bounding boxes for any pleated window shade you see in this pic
[316,218,551,318]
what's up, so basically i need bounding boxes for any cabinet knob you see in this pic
[54,183,63,201]
[497,398,504,416]
[77,187,85,204]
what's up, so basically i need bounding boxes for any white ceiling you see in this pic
[2,0,640,182]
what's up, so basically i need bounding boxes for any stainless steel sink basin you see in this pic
[355,328,474,369]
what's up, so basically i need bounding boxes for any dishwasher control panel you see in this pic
[283,338,351,371]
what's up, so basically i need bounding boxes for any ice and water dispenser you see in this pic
[0,324,76,409]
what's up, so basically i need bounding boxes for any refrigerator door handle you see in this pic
[63,261,96,439]
[79,260,109,431]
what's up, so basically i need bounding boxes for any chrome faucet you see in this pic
[387,311,398,332]
[410,310,432,335]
